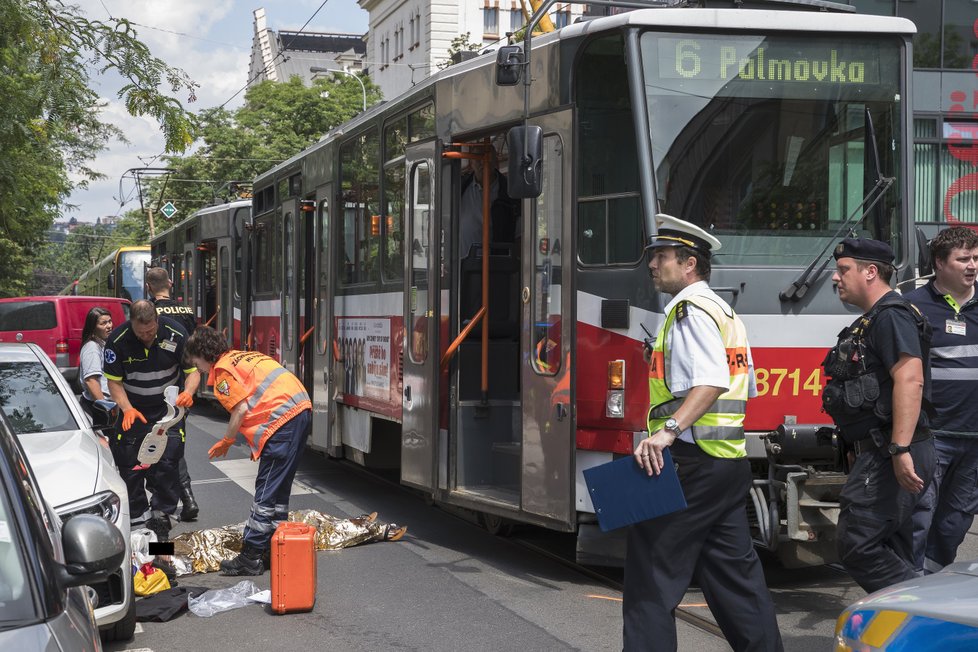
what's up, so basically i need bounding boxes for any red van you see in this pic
[0,296,130,388]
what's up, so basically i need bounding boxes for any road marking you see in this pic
[190,477,235,485]
[210,458,316,496]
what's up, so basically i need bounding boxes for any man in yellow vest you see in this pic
[184,325,312,576]
[624,215,782,652]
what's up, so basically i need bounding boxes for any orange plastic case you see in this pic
[271,521,317,614]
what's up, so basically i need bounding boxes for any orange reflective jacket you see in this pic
[210,350,311,460]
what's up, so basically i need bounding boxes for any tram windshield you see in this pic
[119,249,150,301]
[641,32,905,266]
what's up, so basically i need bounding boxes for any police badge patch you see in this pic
[216,379,230,396]
[835,243,845,256]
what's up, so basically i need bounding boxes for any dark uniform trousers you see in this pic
[837,437,935,593]
[623,440,783,652]
[109,404,185,522]
[242,410,312,551]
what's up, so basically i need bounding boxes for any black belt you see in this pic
[851,428,932,456]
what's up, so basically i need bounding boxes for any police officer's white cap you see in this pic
[644,214,722,255]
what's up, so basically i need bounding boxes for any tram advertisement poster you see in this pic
[336,317,391,401]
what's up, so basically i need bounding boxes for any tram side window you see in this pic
[575,34,643,266]
[339,131,381,284]
[254,214,278,294]
[383,164,405,281]
[532,135,563,376]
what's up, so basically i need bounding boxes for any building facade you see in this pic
[358,0,583,99]
[248,8,367,87]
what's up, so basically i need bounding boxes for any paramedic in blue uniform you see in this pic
[103,300,199,540]
[823,238,935,593]
[906,226,978,573]
[146,266,200,521]
[624,214,782,652]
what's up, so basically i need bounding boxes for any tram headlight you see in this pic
[606,360,625,418]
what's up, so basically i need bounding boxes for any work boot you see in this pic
[179,479,199,521]
[145,510,171,542]
[220,546,265,576]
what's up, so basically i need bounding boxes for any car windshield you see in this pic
[0,476,34,624]
[0,361,78,434]
[641,31,904,266]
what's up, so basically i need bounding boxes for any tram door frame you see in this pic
[182,243,196,325]
[310,184,338,454]
[400,141,439,491]
[520,111,575,529]
[280,199,299,375]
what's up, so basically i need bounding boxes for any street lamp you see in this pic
[309,66,367,112]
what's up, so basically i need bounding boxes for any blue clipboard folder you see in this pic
[583,449,687,532]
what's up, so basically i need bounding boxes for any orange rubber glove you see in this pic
[175,391,194,408]
[122,408,146,432]
[208,437,234,459]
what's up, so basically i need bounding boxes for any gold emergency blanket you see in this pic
[171,509,395,575]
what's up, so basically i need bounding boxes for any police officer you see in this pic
[104,300,198,539]
[146,266,200,521]
[906,226,978,573]
[184,325,312,576]
[823,238,935,593]
[625,214,782,652]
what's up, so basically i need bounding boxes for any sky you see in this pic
[69,1,369,223]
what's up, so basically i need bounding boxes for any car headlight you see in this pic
[56,490,121,524]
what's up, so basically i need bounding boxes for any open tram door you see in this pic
[310,185,338,454]
[401,142,439,490]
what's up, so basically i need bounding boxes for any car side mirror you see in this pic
[914,226,933,278]
[107,271,115,291]
[495,45,524,86]
[56,514,126,588]
[507,126,543,198]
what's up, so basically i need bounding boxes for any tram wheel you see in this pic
[480,512,514,537]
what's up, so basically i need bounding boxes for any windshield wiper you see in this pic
[780,109,893,302]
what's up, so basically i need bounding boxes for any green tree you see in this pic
[153,74,382,225]
[1,0,197,297]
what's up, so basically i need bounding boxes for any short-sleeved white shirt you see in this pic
[660,281,757,443]
[79,339,109,401]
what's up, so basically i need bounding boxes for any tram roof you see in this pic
[151,199,251,245]
[254,6,915,185]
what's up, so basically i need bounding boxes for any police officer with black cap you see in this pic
[624,214,782,652]
[823,237,936,593]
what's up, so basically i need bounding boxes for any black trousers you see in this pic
[109,408,185,522]
[837,437,935,593]
[623,441,783,652]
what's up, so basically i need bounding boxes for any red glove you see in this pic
[208,437,234,459]
[175,391,194,408]
[122,408,146,432]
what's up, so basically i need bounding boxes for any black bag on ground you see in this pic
[135,586,209,622]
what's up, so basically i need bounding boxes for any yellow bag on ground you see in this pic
[134,562,171,596]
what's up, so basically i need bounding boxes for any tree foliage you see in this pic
[1,0,197,297]
[439,33,483,70]
[153,74,382,226]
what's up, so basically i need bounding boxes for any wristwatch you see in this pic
[663,418,683,438]
[887,442,911,456]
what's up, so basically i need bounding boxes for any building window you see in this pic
[415,9,421,45]
[510,7,523,32]
[553,8,570,29]
[409,16,414,49]
[484,6,499,35]
[914,116,978,224]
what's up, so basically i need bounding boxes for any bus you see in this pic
[206,1,920,566]
[65,246,151,301]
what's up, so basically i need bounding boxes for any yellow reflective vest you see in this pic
[647,293,750,459]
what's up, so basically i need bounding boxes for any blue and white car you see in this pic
[0,342,135,642]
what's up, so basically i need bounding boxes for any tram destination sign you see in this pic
[657,35,881,87]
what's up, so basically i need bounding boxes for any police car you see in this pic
[835,561,978,650]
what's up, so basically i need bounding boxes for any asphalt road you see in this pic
[105,403,978,652]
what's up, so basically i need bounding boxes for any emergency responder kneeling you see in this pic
[184,326,312,576]
[823,237,936,593]
[624,214,782,652]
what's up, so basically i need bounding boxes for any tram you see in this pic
[63,245,151,301]
[191,1,920,566]
[149,200,252,395]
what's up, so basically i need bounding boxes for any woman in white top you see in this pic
[78,307,114,429]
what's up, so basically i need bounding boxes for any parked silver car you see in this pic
[0,342,135,642]
[0,409,126,651]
